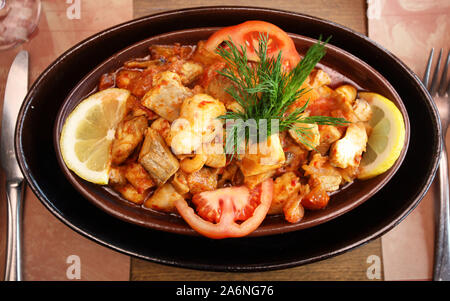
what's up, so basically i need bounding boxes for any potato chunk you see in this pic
[138,128,180,185]
[141,71,192,121]
[144,183,183,212]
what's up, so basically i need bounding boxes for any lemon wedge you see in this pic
[357,92,406,180]
[60,88,130,184]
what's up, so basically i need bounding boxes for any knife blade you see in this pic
[1,50,29,281]
[1,50,28,180]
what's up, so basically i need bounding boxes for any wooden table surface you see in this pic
[130,0,383,281]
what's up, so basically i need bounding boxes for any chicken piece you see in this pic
[204,70,236,107]
[123,162,155,193]
[138,128,180,185]
[114,183,148,205]
[329,123,368,169]
[308,69,331,89]
[317,85,336,98]
[167,94,226,155]
[277,143,308,174]
[124,59,164,69]
[244,170,276,190]
[205,153,226,168]
[288,82,320,113]
[316,125,344,155]
[116,69,142,90]
[111,115,148,165]
[180,61,203,85]
[150,117,171,144]
[150,44,194,61]
[217,162,239,188]
[352,98,372,122]
[186,167,218,194]
[238,134,286,177]
[144,183,183,212]
[98,73,115,91]
[335,84,357,104]
[303,153,343,192]
[283,198,305,224]
[130,68,158,98]
[319,125,343,145]
[126,95,158,120]
[191,40,224,66]
[141,71,193,121]
[202,140,226,168]
[339,165,360,183]
[289,123,320,151]
[268,172,302,215]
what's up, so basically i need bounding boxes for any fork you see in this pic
[423,48,450,281]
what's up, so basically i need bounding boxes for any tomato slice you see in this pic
[175,179,273,239]
[205,21,301,70]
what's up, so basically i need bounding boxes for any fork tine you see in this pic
[423,48,434,88]
[430,49,443,95]
[439,50,449,96]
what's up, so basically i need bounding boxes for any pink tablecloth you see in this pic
[367,0,450,281]
[0,0,133,280]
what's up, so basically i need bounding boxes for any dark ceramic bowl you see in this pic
[53,28,410,237]
[16,7,440,271]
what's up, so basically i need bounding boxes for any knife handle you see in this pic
[4,180,25,281]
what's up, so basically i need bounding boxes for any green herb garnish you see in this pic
[216,34,350,155]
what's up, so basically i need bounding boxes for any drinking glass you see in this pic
[0,0,41,50]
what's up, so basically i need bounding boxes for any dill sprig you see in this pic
[216,34,350,155]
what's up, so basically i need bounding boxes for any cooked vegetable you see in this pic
[138,128,180,185]
[175,179,273,239]
[205,21,301,70]
[141,71,193,121]
[216,34,349,155]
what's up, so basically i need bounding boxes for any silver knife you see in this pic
[0,50,28,281]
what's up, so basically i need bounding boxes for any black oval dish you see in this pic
[16,6,440,271]
[53,28,409,237]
